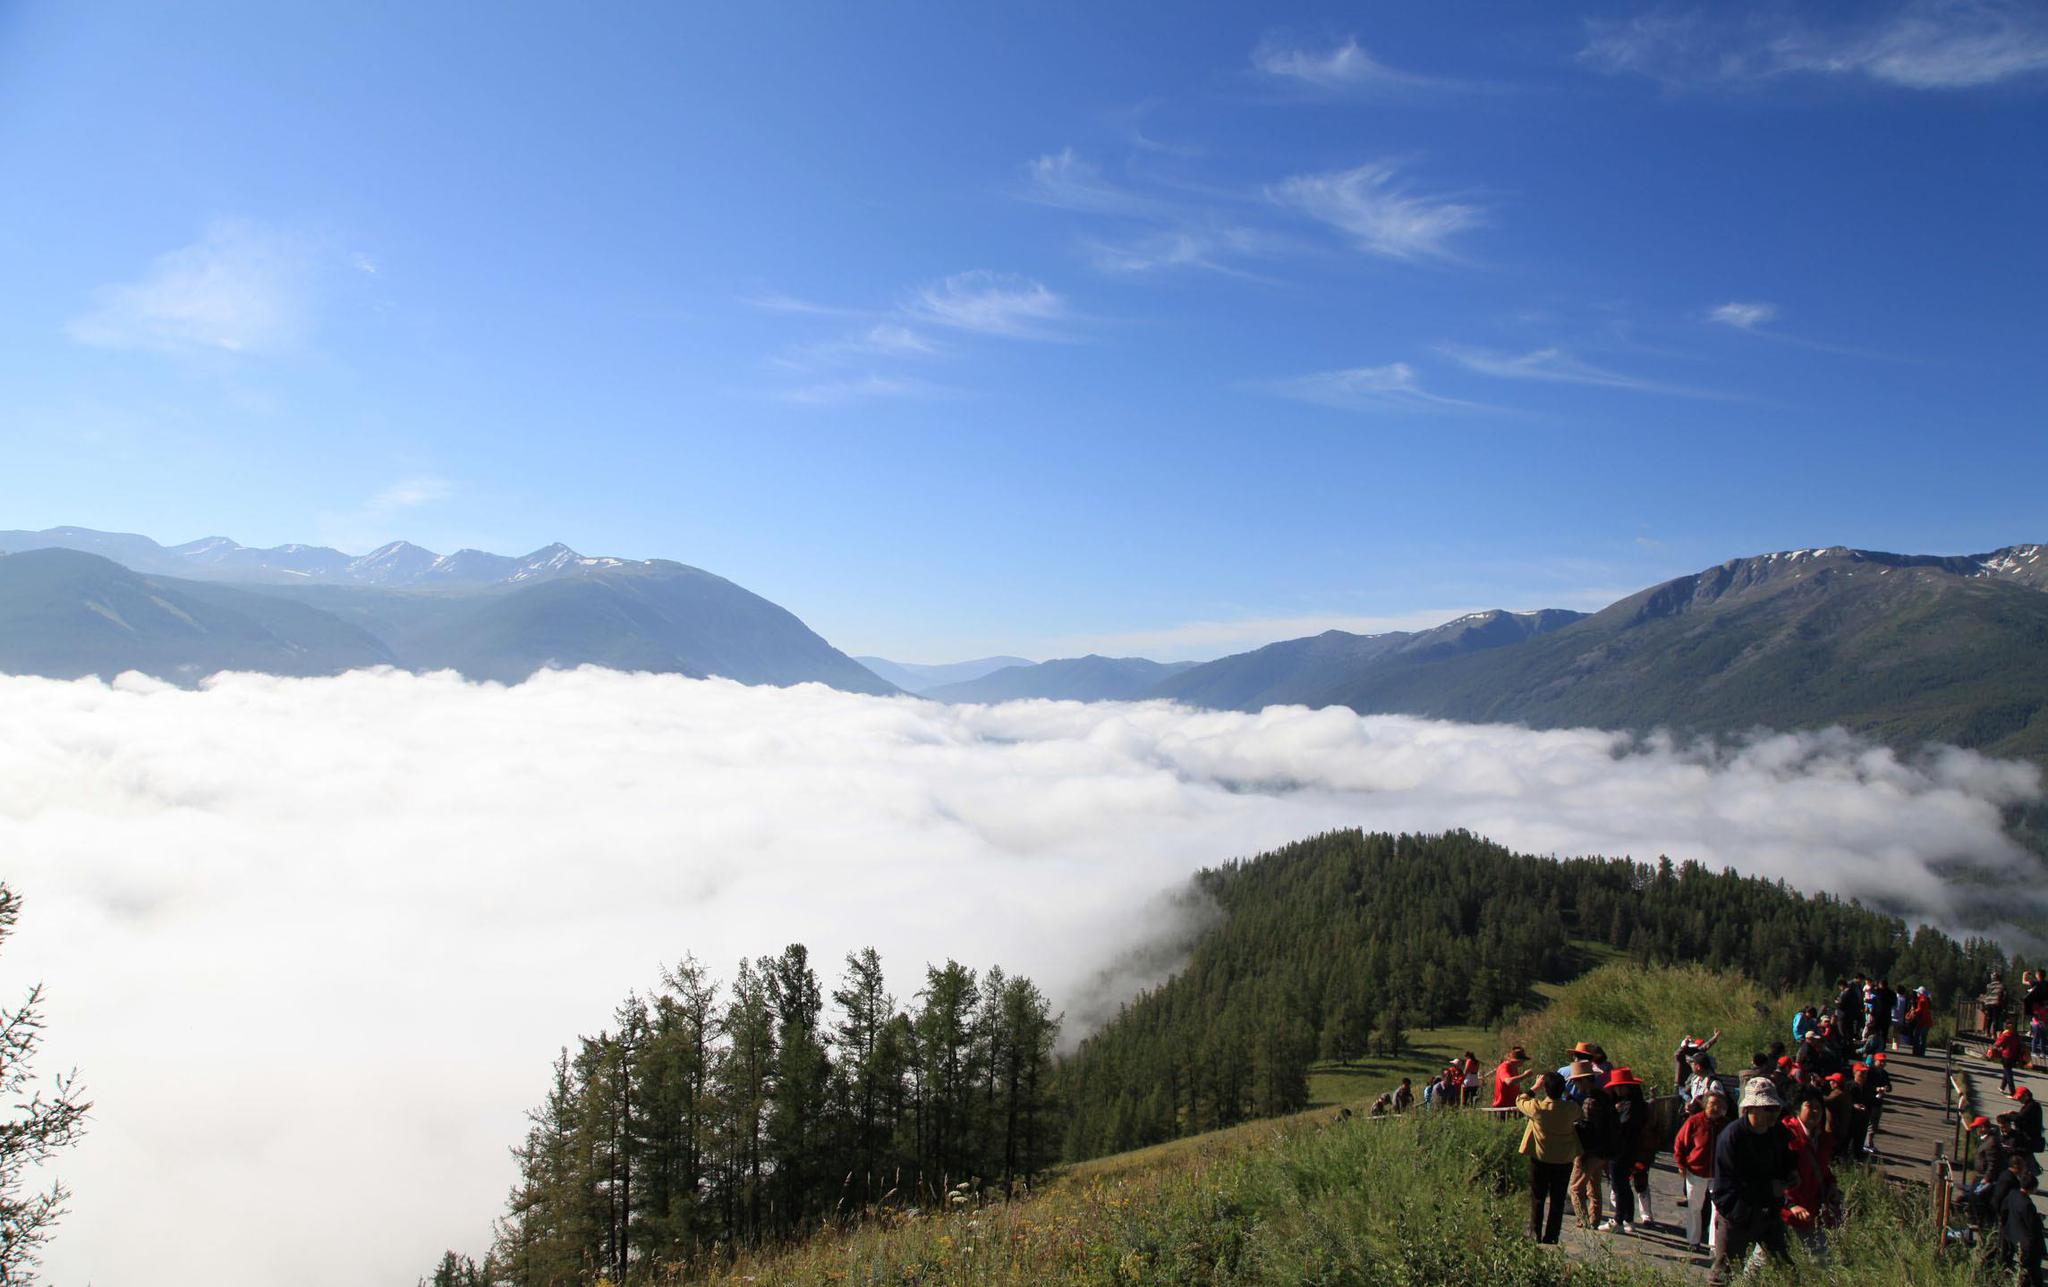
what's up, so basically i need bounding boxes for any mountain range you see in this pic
[5,527,2046,770]
[0,528,894,693]
[854,655,1034,694]
[907,545,2048,767]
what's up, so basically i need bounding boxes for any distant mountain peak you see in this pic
[0,526,673,591]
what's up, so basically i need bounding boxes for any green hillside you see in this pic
[1055,829,2006,1161]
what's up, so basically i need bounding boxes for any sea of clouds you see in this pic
[1,666,2040,1286]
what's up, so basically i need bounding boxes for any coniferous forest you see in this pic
[1053,829,2012,1160]
[441,830,2019,1284]
[475,946,1058,1285]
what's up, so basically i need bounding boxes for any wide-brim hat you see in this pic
[1739,1077,1783,1111]
[1607,1066,1642,1088]
[1568,1059,1598,1081]
[1570,1041,1600,1058]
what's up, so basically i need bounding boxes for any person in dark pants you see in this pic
[1517,1070,1581,1244]
[1603,1067,1653,1233]
[1708,1078,1799,1287]
[1992,1027,2025,1094]
[1998,1166,2044,1285]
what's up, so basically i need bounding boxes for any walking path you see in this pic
[1550,1049,1973,1280]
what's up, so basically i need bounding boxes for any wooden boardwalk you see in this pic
[1550,1049,1972,1281]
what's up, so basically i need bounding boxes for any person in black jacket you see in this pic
[2006,1086,2046,1159]
[1997,1164,2044,1285]
[1569,1059,1618,1230]
[1708,1078,1799,1287]
[1836,976,1866,1045]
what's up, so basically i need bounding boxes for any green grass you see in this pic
[1306,1024,1499,1108]
[671,963,2000,1285]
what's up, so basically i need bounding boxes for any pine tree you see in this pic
[0,883,89,1286]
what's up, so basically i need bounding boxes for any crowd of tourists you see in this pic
[1361,971,2048,1283]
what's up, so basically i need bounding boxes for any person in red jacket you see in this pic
[1906,987,1935,1057]
[1783,1092,1838,1259]
[1674,1086,1731,1253]
[1492,1047,1530,1109]
[1992,1027,2026,1094]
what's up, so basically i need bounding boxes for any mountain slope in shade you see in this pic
[855,655,1035,693]
[0,549,397,681]
[387,562,897,692]
[924,655,1197,703]
[1304,546,2048,763]
[1154,609,1586,711]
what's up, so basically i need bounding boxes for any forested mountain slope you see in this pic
[1055,828,2007,1160]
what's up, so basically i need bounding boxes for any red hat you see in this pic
[1570,1041,1600,1058]
[1777,1056,1793,1067]
[1607,1066,1642,1088]
[1971,1115,1993,1130]
[2016,1087,2033,1101]
[1826,1073,1847,1084]
[1873,1053,1887,1063]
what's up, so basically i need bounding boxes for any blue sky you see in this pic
[1,1,2043,661]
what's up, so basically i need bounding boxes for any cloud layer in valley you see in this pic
[3,667,2040,1286]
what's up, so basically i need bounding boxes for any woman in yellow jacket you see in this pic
[1519,1069,1584,1244]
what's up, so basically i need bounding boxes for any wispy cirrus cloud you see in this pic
[365,476,452,514]
[1583,1,2048,91]
[69,220,319,355]
[1020,147,1287,280]
[1438,343,1733,399]
[1021,148,1167,217]
[1270,161,1485,262]
[905,270,1068,339]
[1708,300,1778,329]
[1264,361,1491,413]
[1250,34,1454,92]
[747,271,1065,404]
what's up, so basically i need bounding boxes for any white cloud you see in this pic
[1270,161,1484,261]
[5,668,2039,1287]
[364,476,452,513]
[1021,148,1163,216]
[68,221,317,355]
[1583,1,2048,91]
[906,270,1067,338]
[1250,35,1440,91]
[1438,343,1731,399]
[1709,300,1778,329]
[1265,360,1490,413]
[1085,224,1279,277]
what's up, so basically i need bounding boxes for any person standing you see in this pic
[1866,979,1895,1055]
[1602,1067,1654,1233]
[1907,987,1935,1057]
[1569,1060,1618,1230]
[1836,976,1866,1046]
[1493,1047,1530,1109]
[1992,1027,2025,1095]
[1674,1030,1723,1090]
[1391,1077,1413,1112]
[1998,1167,2045,1286]
[1674,1087,1730,1254]
[1708,1078,1800,1287]
[1517,1070,1581,1245]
